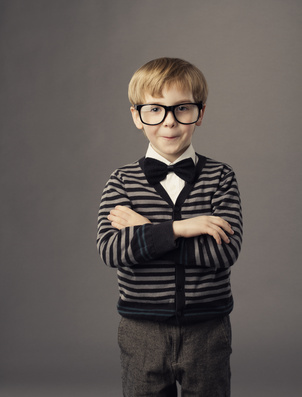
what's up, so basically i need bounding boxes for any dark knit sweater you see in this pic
[97,154,243,324]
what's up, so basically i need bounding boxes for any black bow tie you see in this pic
[144,157,196,185]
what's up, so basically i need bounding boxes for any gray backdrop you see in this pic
[1,1,301,396]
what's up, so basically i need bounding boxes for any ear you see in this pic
[131,107,144,130]
[195,104,206,126]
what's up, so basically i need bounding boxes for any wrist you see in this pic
[172,221,182,240]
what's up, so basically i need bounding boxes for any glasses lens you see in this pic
[174,104,199,124]
[140,105,165,125]
[139,103,200,125]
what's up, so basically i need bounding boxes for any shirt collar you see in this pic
[145,143,197,165]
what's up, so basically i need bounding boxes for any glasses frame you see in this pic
[134,102,203,126]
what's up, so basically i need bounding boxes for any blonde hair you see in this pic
[128,57,208,106]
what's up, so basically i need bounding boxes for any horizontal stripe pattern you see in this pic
[97,155,243,322]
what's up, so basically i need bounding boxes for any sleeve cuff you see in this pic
[151,221,176,255]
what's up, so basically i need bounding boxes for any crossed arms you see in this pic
[108,205,234,246]
[97,164,243,268]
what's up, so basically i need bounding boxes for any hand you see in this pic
[108,205,151,230]
[173,216,234,245]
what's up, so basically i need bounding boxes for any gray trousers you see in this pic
[118,316,232,397]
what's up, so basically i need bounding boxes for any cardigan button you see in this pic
[177,310,183,317]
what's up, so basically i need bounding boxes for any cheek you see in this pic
[183,128,195,140]
[143,127,157,140]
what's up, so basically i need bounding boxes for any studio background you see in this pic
[1,1,301,396]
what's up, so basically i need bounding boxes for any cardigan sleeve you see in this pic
[96,171,177,268]
[180,168,243,268]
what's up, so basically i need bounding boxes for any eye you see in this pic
[150,106,162,113]
[177,104,190,112]
[142,105,163,113]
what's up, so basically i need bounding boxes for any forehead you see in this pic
[143,83,194,104]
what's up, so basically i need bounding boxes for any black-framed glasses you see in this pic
[134,102,203,126]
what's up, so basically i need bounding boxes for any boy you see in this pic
[97,57,243,396]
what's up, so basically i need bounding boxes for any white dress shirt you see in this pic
[145,144,198,204]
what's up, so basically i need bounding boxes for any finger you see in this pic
[110,209,130,222]
[206,228,222,245]
[112,206,139,221]
[210,217,234,235]
[115,205,134,215]
[212,228,223,245]
[208,225,230,245]
[108,214,128,226]
[111,221,124,230]
[114,206,151,226]
[216,228,230,244]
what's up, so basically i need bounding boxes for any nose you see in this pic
[163,110,176,127]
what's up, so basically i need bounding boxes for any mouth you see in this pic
[162,136,179,140]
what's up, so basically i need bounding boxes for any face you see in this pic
[131,84,205,163]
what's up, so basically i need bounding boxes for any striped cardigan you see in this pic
[97,154,243,324]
